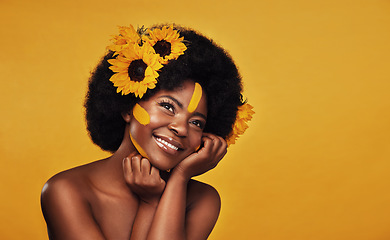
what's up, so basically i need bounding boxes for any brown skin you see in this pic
[41,80,227,240]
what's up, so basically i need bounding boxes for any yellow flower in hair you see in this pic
[226,103,255,146]
[108,25,141,54]
[147,25,187,64]
[108,43,163,98]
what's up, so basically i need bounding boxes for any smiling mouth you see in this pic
[155,137,180,151]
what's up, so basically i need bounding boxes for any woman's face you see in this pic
[129,80,207,171]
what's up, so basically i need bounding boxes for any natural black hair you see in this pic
[85,25,243,152]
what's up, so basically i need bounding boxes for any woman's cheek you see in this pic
[193,132,203,152]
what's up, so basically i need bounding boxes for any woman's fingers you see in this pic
[141,157,151,175]
[150,166,160,178]
[122,157,132,183]
[131,155,141,172]
[215,135,227,160]
[122,155,166,201]
[200,135,215,154]
[201,133,227,161]
[125,155,153,177]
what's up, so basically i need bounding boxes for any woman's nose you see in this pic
[168,117,188,137]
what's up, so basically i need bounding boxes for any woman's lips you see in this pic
[155,137,179,150]
[153,135,183,154]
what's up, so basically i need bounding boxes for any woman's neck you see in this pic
[102,124,138,188]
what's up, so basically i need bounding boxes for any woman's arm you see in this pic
[122,156,166,240]
[41,176,106,240]
[146,133,227,240]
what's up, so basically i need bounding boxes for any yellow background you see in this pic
[1,0,390,239]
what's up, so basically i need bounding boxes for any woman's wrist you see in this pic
[170,169,192,183]
[139,197,160,208]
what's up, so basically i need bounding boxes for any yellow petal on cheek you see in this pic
[130,134,149,158]
[195,145,201,152]
[133,103,150,125]
[187,82,202,113]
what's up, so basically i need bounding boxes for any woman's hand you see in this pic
[173,133,227,181]
[123,155,166,204]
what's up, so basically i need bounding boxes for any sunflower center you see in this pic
[128,59,147,82]
[153,40,171,58]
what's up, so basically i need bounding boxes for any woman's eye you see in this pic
[191,120,204,129]
[159,102,175,113]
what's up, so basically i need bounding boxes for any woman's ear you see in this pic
[121,110,132,123]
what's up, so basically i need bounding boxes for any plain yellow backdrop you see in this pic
[1,0,390,239]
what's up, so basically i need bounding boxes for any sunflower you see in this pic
[147,25,187,64]
[108,25,141,54]
[108,43,163,98]
[226,103,255,146]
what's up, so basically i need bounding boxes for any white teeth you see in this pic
[156,137,179,151]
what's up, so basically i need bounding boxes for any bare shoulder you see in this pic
[185,180,221,239]
[40,161,107,240]
[40,164,92,220]
[41,163,96,204]
[187,179,221,208]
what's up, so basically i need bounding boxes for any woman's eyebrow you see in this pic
[158,95,183,109]
[193,112,207,120]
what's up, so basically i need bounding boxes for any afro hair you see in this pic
[85,25,243,152]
